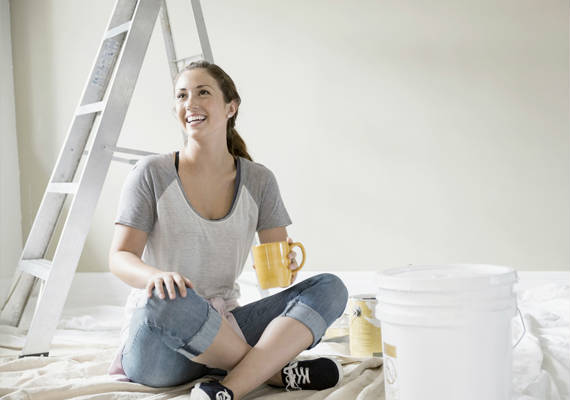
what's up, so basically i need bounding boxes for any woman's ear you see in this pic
[228,101,238,118]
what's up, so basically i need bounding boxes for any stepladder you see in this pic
[0,0,214,357]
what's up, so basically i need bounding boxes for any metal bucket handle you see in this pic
[512,307,526,349]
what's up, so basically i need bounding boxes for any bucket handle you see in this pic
[512,307,526,349]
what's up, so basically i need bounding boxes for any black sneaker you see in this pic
[281,357,343,391]
[190,381,234,400]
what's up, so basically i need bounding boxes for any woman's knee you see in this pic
[140,286,222,357]
[143,286,210,331]
[314,273,348,319]
[285,273,348,348]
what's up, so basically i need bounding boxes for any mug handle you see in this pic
[289,242,306,272]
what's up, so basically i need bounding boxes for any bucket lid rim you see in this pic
[376,264,518,291]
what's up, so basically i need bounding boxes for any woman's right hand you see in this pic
[146,271,194,300]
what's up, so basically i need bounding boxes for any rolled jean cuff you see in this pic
[282,300,328,349]
[176,305,221,358]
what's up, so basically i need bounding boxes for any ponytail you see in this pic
[226,116,252,161]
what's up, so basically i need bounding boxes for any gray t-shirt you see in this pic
[114,152,291,346]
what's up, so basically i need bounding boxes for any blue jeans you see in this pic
[121,273,348,387]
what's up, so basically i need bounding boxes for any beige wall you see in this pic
[8,0,569,275]
[1,0,22,280]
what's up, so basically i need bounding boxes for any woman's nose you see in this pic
[183,94,197,109]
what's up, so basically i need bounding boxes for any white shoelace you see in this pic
[283,361,310,391]
[215,390,231,400]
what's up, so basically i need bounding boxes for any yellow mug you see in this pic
[252,241,306,289]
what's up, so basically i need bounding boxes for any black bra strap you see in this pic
[176,151,237,174]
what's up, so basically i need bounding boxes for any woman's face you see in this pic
[174,68,236,139]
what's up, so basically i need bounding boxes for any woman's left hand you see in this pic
[287,237,300,285]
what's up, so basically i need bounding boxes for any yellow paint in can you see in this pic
[349,294,382,357]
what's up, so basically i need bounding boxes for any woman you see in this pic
[108,60,348,400]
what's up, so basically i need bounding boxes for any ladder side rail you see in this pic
[0,273,36,326]
[20,193,67,261]
[158,0,188,143]
[21,116,97,260]
[190,0,214,63]
[20,0,163,357]
[108,0,138,33]
[159,0,179,81]
[3,197,65,325]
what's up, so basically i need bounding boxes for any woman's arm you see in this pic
[258,226,289,244]
[109,224,194,299]
[108,224,160,289]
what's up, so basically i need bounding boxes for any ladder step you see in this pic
[172,53,203,65]
[105,21,132,39]
[47,182,78,194]
[112,156,138,165]
[108,145,157,157]
[82,146,157,165]
[19,259,52,281]
[108,146,157,164]
[76,101,105,116]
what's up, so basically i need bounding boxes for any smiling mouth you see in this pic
[186,116,207,126]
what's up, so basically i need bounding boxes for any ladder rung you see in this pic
[76,101,105,116]
[19,259,52,281]
[107,145,157,157]
[172,53,203,65]
[108,145,157,164]
[82,146,157,164]
[105,21,132,39]
[112,156,138,165]
[47,182,78,194]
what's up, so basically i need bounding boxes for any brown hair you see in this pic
[175,61,253,161]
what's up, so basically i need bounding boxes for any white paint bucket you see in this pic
[376,264,519,400]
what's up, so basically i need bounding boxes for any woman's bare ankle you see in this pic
[267,370,284,387]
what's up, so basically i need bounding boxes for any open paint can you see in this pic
[349,294,382,357]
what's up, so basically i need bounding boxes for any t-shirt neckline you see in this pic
[172,151,242,223]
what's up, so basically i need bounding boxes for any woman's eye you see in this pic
[177,93,186,99]
[199,89,209,95]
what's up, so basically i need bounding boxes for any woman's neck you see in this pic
[180,140,235,175]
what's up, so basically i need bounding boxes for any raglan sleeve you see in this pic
[114,159,157,233]
[256,167,292,231]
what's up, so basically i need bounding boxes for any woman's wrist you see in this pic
[110,250,161,290]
